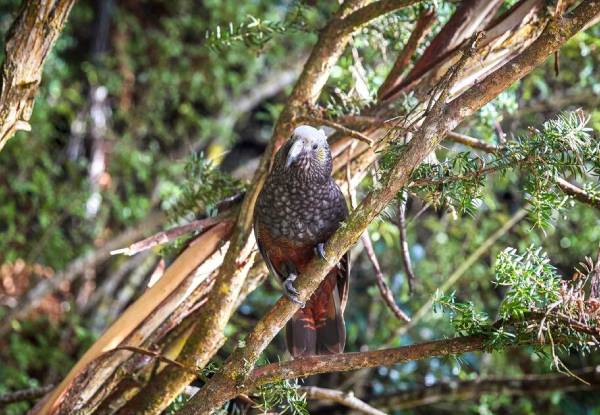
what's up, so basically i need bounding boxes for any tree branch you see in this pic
[342,0,422,31]
[0,0,77,151]
[0,385,55,406]
[300,386,387,415]
[250,336,486,387]
[361,232,411,322]
[109,216,225,256]
[368,366,600,410]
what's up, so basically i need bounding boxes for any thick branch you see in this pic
[250,336,485,388]
[0,0,77,151]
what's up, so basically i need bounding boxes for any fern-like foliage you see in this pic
[434,245,599,361]
[254,378,308,415]
[407,111,598,227]
[170,152,245,221]
[159,152,244,257]
[495,247,560,320]
[205,4,310,51]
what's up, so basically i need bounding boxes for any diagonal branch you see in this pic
[378,6,436,100]
[109,216,225,256]
[361,232,411,322]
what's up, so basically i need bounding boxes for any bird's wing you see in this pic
[333,181,350,312]
[338,252,350,312]
[253,217,284,281]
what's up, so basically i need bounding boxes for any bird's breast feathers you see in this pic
[257,179,346,245]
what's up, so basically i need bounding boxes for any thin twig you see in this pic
[300,386,388,415]
[0,385,55,405]
[361,232,411,323]
[397,193,416,294]
[301,116,373,145]
[110,346,197,375]
[110,216,223,256]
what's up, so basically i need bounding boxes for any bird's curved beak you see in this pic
[286,139,305,168]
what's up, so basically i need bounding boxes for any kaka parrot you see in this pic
[254,125,349,357]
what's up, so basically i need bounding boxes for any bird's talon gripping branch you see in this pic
[283,273,305,307]
[314,242,327,261]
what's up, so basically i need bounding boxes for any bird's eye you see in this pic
[312,144,318,150]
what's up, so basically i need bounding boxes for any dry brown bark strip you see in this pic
[37,220,234,414]
[382,0,505,101]
[0,0,77,151]
[378,6,436,100]
[179,3,600,413]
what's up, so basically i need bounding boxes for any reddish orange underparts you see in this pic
[257,222,339,331]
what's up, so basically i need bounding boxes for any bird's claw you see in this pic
[314,243,327,261]
[283,274,305,307]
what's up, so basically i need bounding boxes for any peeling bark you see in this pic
[0,0,77,151]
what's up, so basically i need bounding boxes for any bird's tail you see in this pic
[285,273,345,357]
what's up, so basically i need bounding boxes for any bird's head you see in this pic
[279,125,332,182]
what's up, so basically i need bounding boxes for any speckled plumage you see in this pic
[254,125,349,357]
[256,142,347,245]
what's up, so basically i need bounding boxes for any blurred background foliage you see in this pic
[0,0,599,414]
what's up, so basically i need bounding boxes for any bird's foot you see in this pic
[283,273,305,307]
[314,243,327,261]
